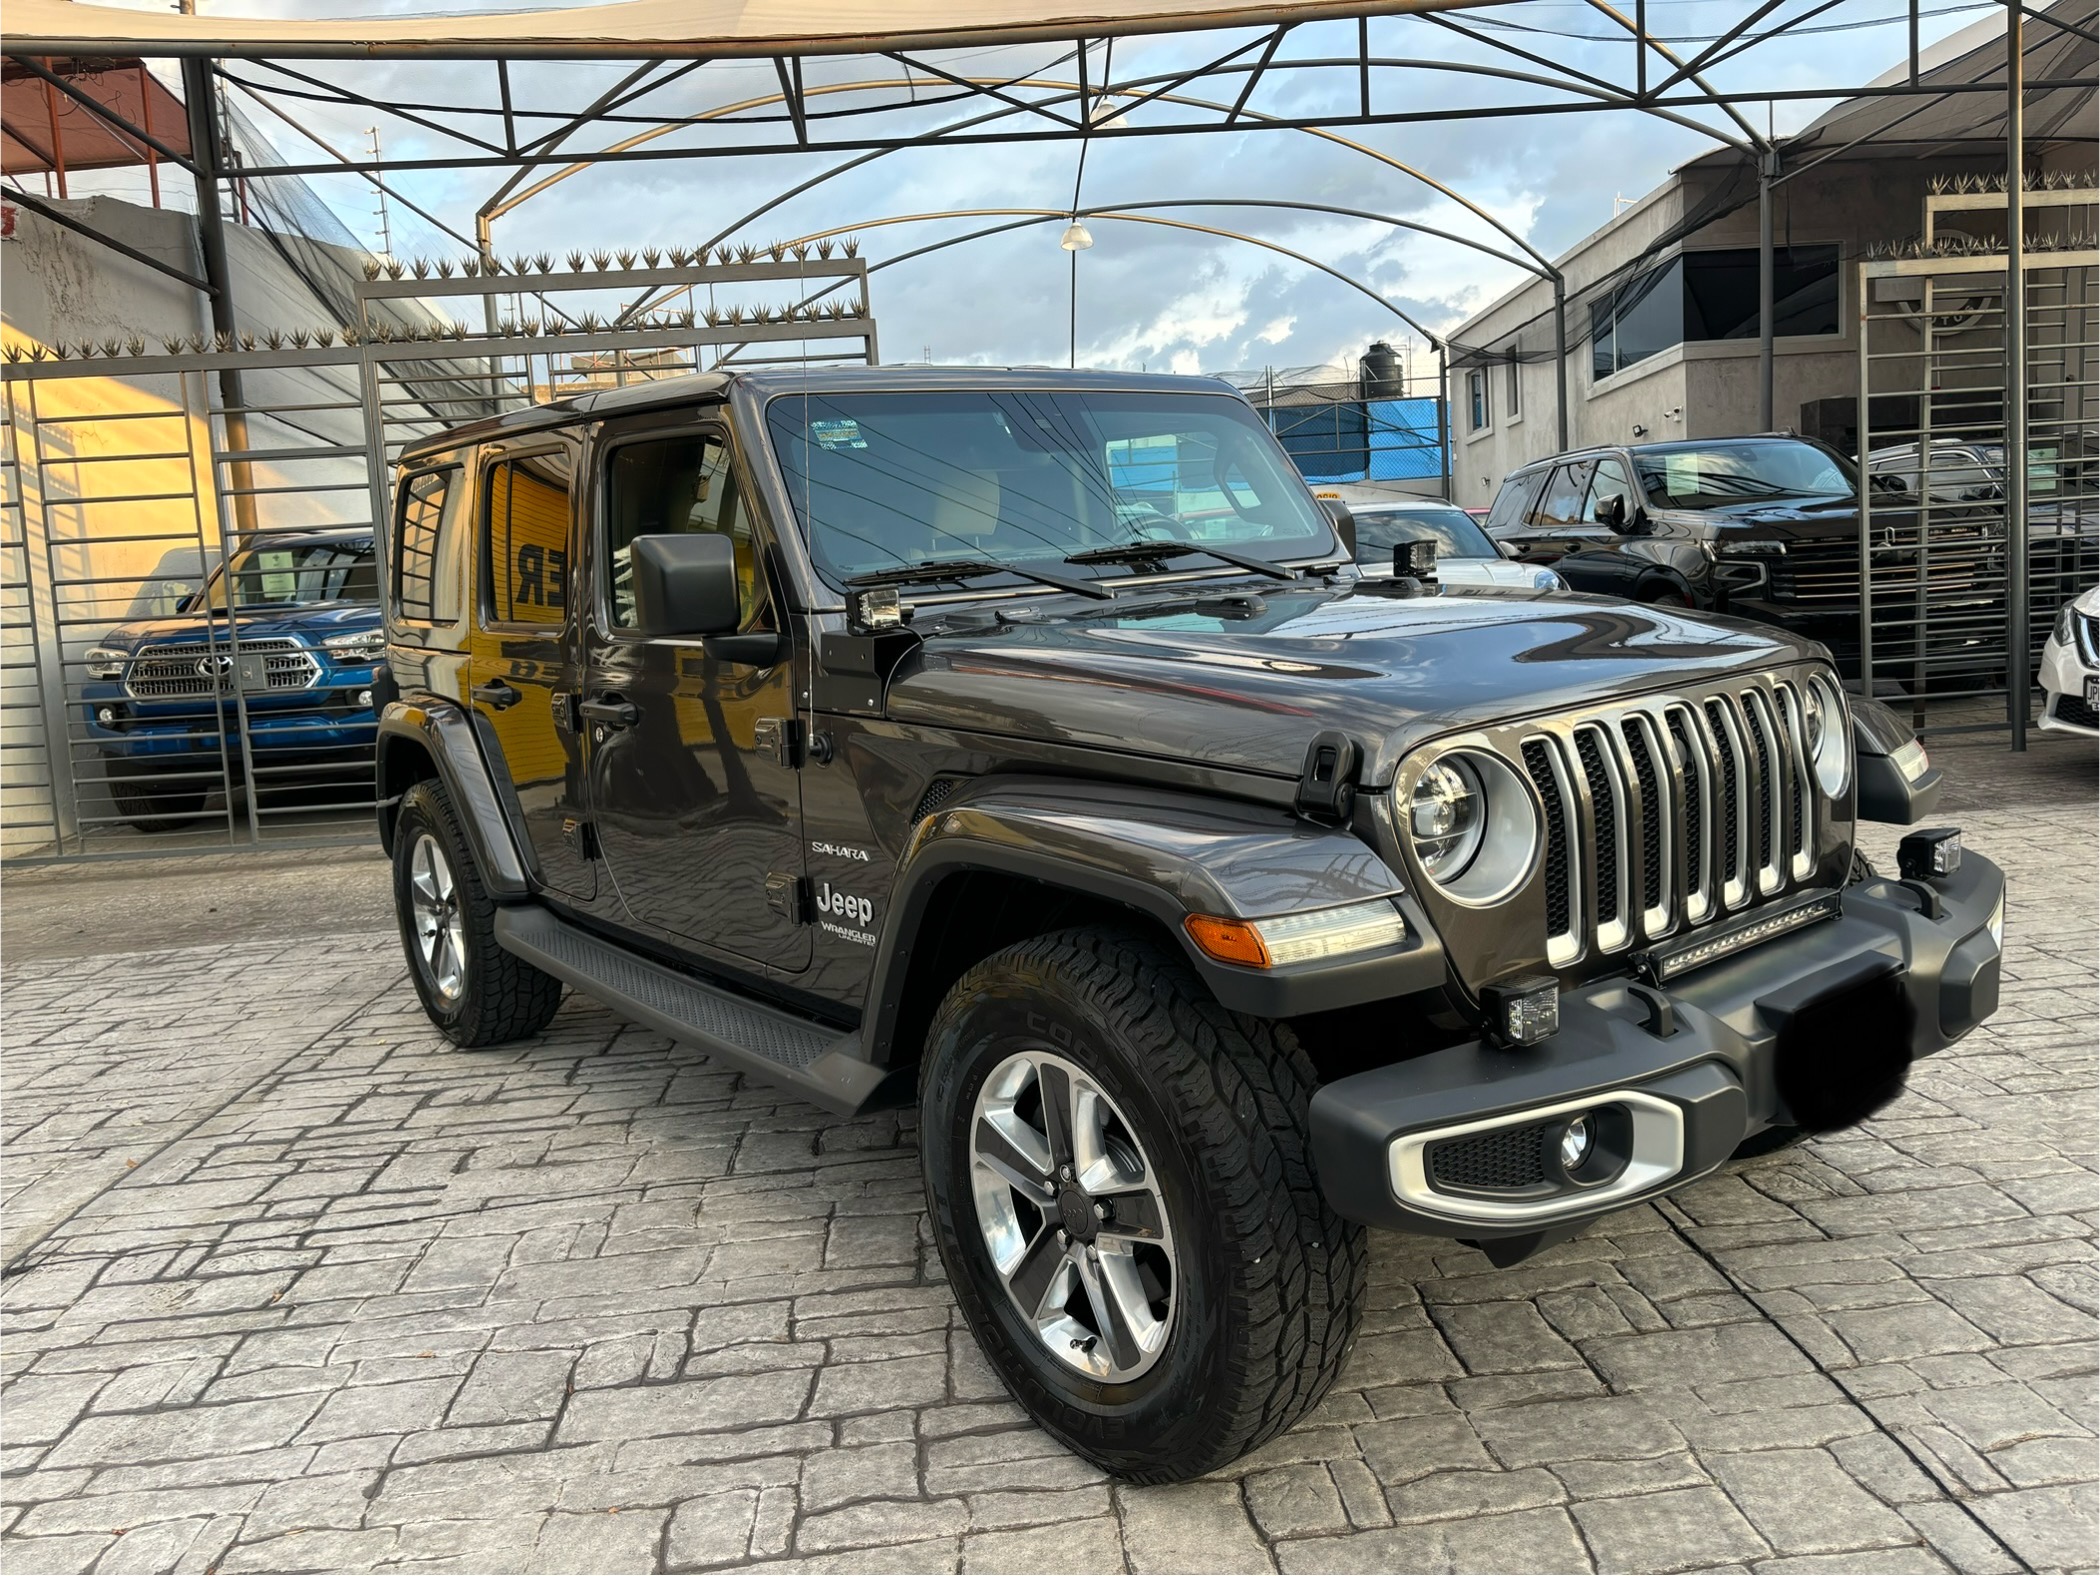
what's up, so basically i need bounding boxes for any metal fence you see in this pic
[0,254,877,860]
[1855,182,2098,740]
[1243,379,1450,494]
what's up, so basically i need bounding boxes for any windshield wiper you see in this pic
[1063,542,1298,581]
[845,556,1111,601]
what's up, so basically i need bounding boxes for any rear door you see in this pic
[469,438,597,903]
[581,415,810,973]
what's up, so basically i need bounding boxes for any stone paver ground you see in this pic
[2,750,2094,1574]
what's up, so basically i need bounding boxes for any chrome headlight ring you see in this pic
[1402,749,1542,906]
[1802,672,1851,798]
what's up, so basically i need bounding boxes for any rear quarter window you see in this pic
[1484,472,1538,532]
[392,464,465,624]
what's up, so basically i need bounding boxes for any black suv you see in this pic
[1484,435,1911,672]
[374,369,2003,1482]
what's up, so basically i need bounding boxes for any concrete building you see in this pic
[1442,0,2096,506]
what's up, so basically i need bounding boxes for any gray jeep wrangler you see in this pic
[373,367,2003,1482]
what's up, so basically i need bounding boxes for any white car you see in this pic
[1347,499,1566,592]
[2039,584,2099,736]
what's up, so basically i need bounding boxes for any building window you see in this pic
[1683,244,1842,340]
[1468,369,1491,432]
[1591,244,1842,382]
[1505,353,1521,418]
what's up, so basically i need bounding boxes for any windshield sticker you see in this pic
[811,419,867,450]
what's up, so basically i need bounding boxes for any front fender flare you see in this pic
[376,697,532,899]
[862,777,1447,1057]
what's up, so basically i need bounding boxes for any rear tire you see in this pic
[107,759,208,832]
[392,778,563,1046]
[919,926,1366,1483]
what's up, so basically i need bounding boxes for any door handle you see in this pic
[579,695,640,728]
[471,680,522,711]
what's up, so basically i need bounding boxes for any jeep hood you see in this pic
[885,585,1822,784]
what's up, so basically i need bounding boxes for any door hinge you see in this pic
[755,716,805,768]
[562,817,600,860]
[765,871,813,923]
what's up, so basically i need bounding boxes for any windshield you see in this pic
[764,389,1335,589]
[1351,505,1496,563]
[195,539,378,611]
[1633,440,1854,509]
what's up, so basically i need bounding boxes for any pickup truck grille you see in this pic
[124,639,319,701]
[1520,676,1817,968]
[1767,532,1994,607]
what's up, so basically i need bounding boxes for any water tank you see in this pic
[1359,341,1405,399]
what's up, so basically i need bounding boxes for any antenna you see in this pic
[367,129,392,258]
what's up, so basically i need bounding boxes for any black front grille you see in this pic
[1668,710,1704,898]
[1428,1123,1550,1191]
[2055,692,2099,729]
[1523,738,1571,939]
[1623,719,1663,912]
[1744,692,1776,875]
[1574,730,1619,925]
[1706,700,1742,884]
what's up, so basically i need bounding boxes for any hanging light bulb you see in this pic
[1060,220,1095,252]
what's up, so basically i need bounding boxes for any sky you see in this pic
[63,0,2014,386]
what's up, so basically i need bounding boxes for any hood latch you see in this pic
[1294,730,1359,825]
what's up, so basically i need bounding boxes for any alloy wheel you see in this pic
[969,1049,1177,1383]
[408,831,468,1004]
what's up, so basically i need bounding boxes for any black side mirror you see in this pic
[1318,498,1357,559]
[1871,473,1909,495]
[1597,494,1628,530]
[631,533,741,638]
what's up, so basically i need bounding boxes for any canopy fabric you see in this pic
[0,0,1496,60]
[2,57,190,176]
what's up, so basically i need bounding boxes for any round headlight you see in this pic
[1806,674,1849,797]
[1404,751,1541,904]
[1411,759,1486,880]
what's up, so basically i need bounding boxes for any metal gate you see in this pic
[1,250,876,860]
[1855,179,2099,739]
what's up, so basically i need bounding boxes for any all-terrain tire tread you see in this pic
[930,925,1367,1483]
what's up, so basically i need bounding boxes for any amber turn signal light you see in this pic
[1184,914,1270,967]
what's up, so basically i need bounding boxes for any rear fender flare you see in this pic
[375,698,532,898]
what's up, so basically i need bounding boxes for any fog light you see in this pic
[1898,827,1962,880]
[1559,1116,1592,1171]
[95,705,116,725]
[1481,974,1560,1047]
[357,687,374,707]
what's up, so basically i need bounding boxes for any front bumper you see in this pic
[1311,851,2004,1241]
[2037,635,2096,735]
[84,690,378,759]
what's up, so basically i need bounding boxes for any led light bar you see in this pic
[1185,899,1406,969]
[1631,888,1842,985]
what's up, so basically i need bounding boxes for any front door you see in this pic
[582,420,809,973]
[468,439,596,902]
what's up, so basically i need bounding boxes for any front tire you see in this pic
[919,927,1366,1483]
[392,779,563,1046]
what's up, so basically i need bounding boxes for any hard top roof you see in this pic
[397,364,1246,463]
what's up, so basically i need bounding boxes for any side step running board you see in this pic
[493,905,908,1116]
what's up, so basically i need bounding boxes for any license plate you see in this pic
[2085,675,2097,709]
[236,653,272,691]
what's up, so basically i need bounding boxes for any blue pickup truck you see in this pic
[81,528,385,831]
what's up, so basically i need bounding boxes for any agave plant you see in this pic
[816,238,836,259]
[435,258,454,279]
[726,305,746,326]
[736,243,758,264]
[642,247,662,268]
[362,259,383,281]
[793,242,811,262]
[536,254,553,273]
[409,258,429,279]
[386,259,407,280]
[842,236,861,257]
[162,336,186,354]
[591,251,611,270]
[261,330,282,350]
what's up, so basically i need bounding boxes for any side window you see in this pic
[1583,458,1636,525]
[483,449,574,627]
[1537,464,1591,526]
[604,432,763,632]
[1484,473,1534,533]
[1467,370,1491,433]
[393,465,463,623]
